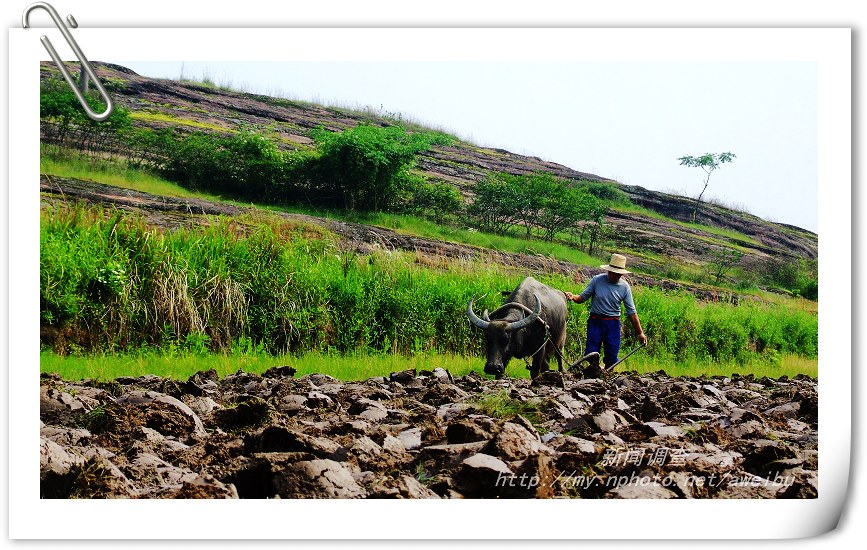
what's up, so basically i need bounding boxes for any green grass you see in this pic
[129,111,231,132]
[473,389,547,429]
[39,200,818,367]
[617,353,817,379]
[39,350,486,382]
[342,211,604,267]
[39,349,817,383]
[40,151,223,201]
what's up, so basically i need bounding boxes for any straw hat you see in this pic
[601,253,631,275]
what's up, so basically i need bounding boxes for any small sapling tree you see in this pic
[677,151,736,222]
[707,248,744,286]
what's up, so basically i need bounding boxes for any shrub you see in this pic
[41,75,131,155]
[157,130,288,202]
[401,176,465,223]
[573,181,631,206]
[761,258,818,301]
[307,124,435,211]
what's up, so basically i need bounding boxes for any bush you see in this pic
[573,181,631,206]
[157,130,288,202]
[634,287,818,364]
[307,124,436,211]
[761,258,818,301]
[400,175,465,224]
[41,75,131,155]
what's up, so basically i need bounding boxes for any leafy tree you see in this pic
[41,77,82,143]
[677,151,736,222]
[467,175,526,234]
[468,171,609,242]
[578,203,610,256]
[309,124,434,211]
[402,176,464,224]
[527,173,602,241]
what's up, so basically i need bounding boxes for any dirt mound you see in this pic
[40,367,818,499]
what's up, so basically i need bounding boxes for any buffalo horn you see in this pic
[505,293,541,332]
[467,295,490,329]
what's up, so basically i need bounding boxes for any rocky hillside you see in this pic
[41,62,817,281]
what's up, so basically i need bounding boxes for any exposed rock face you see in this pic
[39,367,818,499]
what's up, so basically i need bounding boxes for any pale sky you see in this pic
[118,60,819,234]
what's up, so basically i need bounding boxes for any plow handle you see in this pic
[606,341,647,371]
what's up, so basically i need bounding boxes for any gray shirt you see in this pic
[579,274,637,317]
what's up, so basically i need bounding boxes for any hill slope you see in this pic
[40,62,817,286]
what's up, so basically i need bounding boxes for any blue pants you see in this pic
[585,317,621,367]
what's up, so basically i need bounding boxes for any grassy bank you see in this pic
[40,149,219,201]
[40,202,818,379]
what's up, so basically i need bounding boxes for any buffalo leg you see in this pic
[530,353,549,379]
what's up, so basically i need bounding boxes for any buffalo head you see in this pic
[467,293,541,378]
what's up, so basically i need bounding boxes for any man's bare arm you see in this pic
[628,313,647,345]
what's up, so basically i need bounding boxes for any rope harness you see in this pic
[523,321,552,370]
[492,299,583,372]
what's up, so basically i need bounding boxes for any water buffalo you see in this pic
[467,276,567,379]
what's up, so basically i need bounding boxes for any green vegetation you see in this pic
[634,288,817,367]
[40,349,485,382]
[129,111,230,132]
[40,203,817,379]
[40,203,510,357]
[40,76,132,156]
[39,146,217,200]
[467,172,610,253]
[473,390,546,428]
[307,123,451,211]
[139,123,455,214]
[761,257,818,300]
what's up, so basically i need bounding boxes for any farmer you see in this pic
[565,253,647,378]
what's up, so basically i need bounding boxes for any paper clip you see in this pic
[23,2,113,121]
